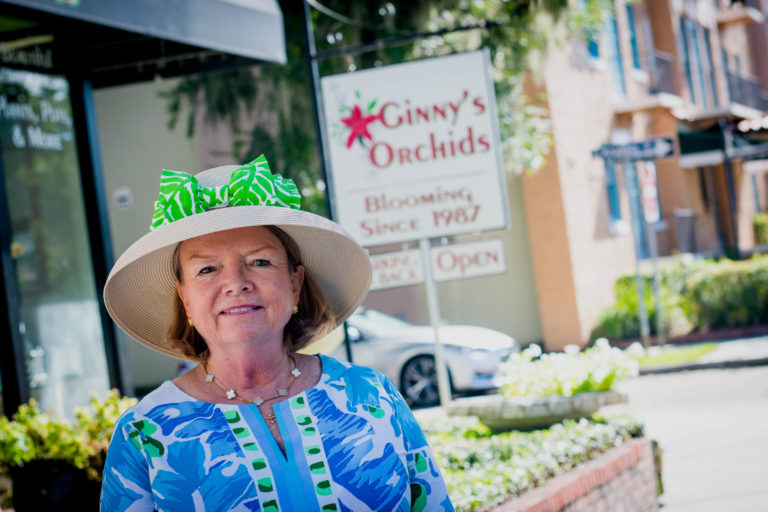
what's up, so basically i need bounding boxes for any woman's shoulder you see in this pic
[316,354,402,405]
[318,354,391,386]
[113,381,212,433]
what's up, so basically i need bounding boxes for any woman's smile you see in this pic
[220,305,262,315]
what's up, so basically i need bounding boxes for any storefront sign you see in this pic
[321,50,508,246]
[369,249,423,291]
[432,238,506,282]
[0,68,73,152]
[0,36,54,70]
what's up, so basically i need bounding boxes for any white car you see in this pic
[332,309,518,407]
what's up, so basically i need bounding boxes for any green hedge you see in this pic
[421,414,644,512]
[591,256,768,340]
[754,213,768,245]
[686,258,768,329]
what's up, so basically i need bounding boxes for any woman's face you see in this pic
[176,226,304,353]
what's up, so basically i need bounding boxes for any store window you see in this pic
[604,158,622,224]
[626,4,642,71]
[0,67,109,416]
[579,0,600,59]
[606,14,626,101]
[734,55,743,103]
[588,34,600,59]
[678,17,696,104]
[686,19,710,107]
[703,28,719,106]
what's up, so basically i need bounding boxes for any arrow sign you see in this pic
[592,137,675,162]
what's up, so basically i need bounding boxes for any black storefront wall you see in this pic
[0,0,286,415]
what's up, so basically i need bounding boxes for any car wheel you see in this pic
[400,355,448,408]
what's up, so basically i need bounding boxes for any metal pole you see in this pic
[301,0,354,362]
[640,160,665,346]
[0,146,29,413]
[622,160,652,346]
[719,119,740,259]
[634,266,651,347]
[419,238,451,408]
[645,219,665,346]
[302,0,336,220]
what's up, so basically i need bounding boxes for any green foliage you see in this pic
[0,390,137,483]
[753,213,768,245]
[419,414,644,511]
[499,339,638,397]
[592,256,768,340]
[686,257,768,329]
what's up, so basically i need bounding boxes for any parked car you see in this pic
[331,309,518,408]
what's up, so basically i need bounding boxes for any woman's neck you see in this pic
[205,342,292,391]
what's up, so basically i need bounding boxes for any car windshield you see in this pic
[350,309,414,335]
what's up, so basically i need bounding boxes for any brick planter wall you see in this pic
[493,438,659,512]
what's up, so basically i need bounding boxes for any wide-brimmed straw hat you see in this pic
[103,156,371,360]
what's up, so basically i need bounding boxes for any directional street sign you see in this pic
[592,137,675,162]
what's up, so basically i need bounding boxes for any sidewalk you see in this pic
[639,336,768,375]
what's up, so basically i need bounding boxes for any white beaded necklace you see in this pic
[201,355,302,423]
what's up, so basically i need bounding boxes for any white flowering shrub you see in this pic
[499,338,639,398]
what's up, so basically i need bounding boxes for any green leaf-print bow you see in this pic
[149,155,300,231]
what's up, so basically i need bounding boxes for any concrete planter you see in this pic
[447,391,628,431]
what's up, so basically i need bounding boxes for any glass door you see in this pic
[0,67,109,416]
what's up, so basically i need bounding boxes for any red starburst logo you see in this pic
[333,92,381,149]
[341,105,380,148]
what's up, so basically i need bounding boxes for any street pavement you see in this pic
[609,361,768,511]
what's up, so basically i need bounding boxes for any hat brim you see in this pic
[103,167,371,361]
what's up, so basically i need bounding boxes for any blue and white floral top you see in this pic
[101,355,453,511]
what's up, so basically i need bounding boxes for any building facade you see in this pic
[523,0,768,350]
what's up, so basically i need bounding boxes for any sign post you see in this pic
[419,239,451,409]
[593,136,675,347]
[623,162,652,347]
[320,50,509,408]
[637,161,665,346]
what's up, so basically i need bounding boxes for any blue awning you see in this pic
[2,0,286,64]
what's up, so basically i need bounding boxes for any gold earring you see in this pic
[292,305,299,315]
[187,317,194,327]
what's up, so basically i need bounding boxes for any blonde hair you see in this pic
[168,226,335,360]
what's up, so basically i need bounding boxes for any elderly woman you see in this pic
[100,156,453,511]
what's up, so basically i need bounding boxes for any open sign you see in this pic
[432,239,506,282]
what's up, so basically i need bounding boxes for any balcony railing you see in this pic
[648,50,677,96]
[727,71,766,110]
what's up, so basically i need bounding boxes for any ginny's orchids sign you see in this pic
[321,50,509,246]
